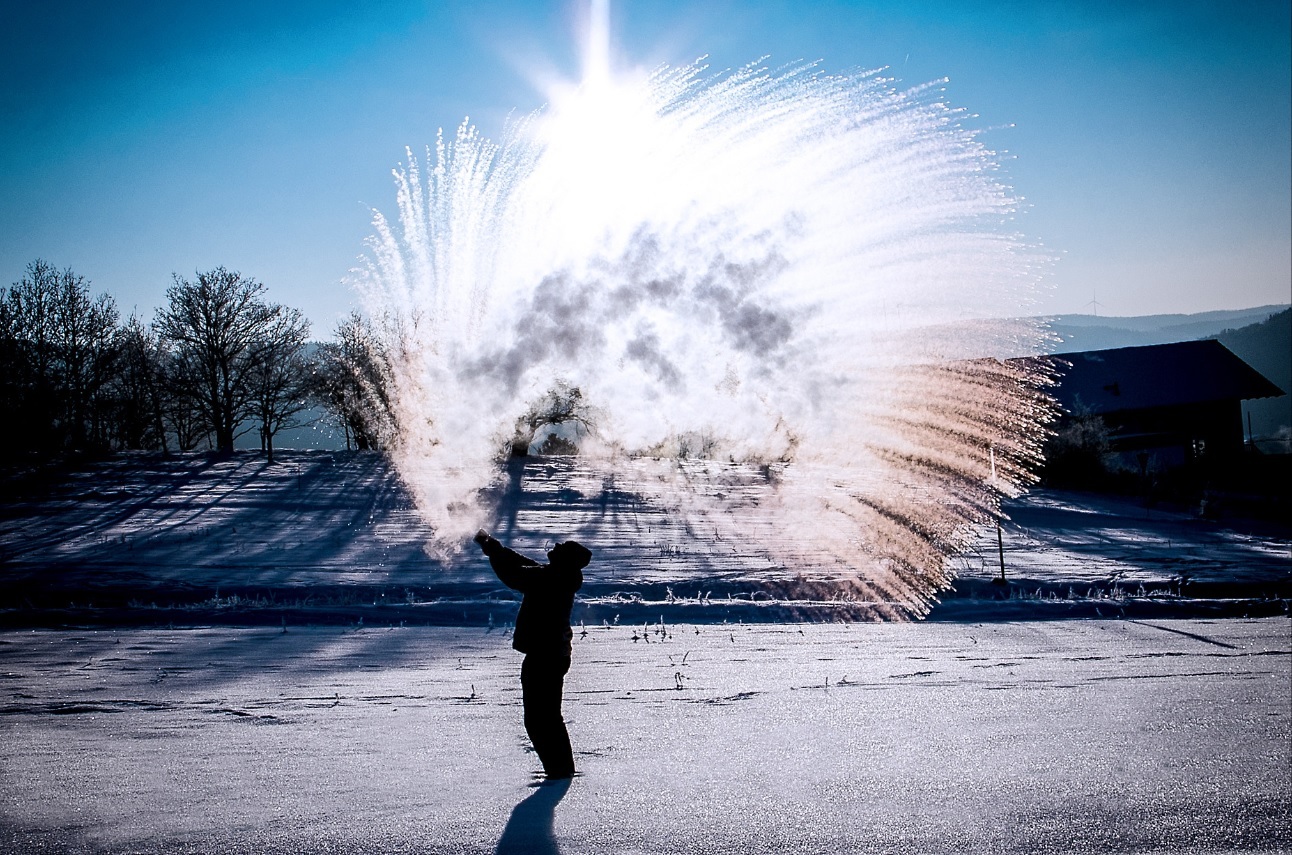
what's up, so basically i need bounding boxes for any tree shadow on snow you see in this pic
[494,778,570,855]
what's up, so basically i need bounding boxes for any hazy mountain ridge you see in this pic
[1043,304,1289,351]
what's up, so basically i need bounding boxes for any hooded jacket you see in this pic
[482,539,586,655]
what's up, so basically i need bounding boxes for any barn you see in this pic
[1046,339,1285,471]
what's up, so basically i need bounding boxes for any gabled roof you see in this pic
[1048,339,1285,416]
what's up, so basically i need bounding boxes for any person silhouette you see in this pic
[475,530,590,780]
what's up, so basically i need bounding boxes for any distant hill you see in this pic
[1043,304,1289,352]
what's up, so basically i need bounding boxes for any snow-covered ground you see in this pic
[1,618,1288,854]
[1,451,1287,624]
[2,452,1288,852]
[958,490,1290,592]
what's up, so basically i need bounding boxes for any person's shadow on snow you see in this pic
[494,779,570,855]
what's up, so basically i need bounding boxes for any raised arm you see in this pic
[475,531,541,593]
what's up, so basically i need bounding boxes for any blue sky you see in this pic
[2,0,1288,333]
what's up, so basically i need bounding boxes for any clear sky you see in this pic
[2,0,1289,334]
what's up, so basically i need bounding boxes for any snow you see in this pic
[958,489,1292,590]
[0,452,451,590]
[1,619,1288,853]
[2,452,1287,624]
[2,451,1289,851]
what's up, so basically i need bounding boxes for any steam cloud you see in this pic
[353,59,1056,615]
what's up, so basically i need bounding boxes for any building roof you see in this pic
[1048,339,1285,416]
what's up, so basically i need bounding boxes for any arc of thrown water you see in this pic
[352,47,1056,614]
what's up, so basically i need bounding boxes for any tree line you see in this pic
[0,260,393,462]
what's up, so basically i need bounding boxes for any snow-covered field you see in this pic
[2,451,1288,624]
[1,619,1288,854]
[959,490,1290,592]
[2,452,1289,852]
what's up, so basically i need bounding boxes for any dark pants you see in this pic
[520,653,575,777]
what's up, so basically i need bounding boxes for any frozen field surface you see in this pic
[2,452,1288,624]
[2,618,1288,854]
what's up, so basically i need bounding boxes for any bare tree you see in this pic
[55,273,120,449]
[2,260,60,449]
[246,306,312,463]
[511,379,596,457]
[312,312,394,451]
[1,260,119,452]
[155,268,283,454]
[161,346,213,452]
[110,315,169,452]
[0,285,29,452]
